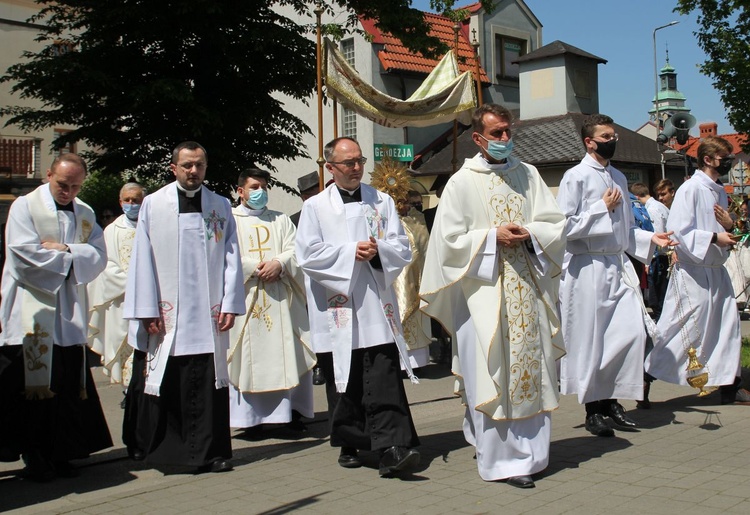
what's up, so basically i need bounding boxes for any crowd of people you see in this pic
[0,105,747,490]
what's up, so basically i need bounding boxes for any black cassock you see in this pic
[0,345,112,463]
[317,342,419,452]
[123,350,231,467]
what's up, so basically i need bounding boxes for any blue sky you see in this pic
[411,0,733,136]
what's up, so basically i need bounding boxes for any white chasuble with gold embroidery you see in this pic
[88,214,136,385]
[228,207,315,393]
[421,155,566,421]
[394,216,432,368]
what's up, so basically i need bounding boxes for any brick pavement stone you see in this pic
[2,339,750,514]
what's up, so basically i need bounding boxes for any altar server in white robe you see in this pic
[296,137,420,477]
[420,104,566,489]
[0,153,112,481]
[123,141,245,473]
[646,136,749,404]
[88,182,145,390]
[557,114,676,437]
[227,168,316,434]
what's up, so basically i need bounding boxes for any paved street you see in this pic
[2,328,750,514]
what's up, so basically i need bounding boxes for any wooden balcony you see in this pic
[0,137,42,179]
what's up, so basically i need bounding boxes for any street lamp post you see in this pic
[654,21,679,180]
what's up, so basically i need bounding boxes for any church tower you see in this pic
[648,49,691,129]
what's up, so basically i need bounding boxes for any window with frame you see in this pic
[495,35,525,81]
[53,129,76,155]
[340,38,357,139]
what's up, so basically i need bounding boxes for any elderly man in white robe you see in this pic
[646,135,750,404]
[123,141,245,473]
[227,168,316,436]
[88,182,145,398]
[421,104,566,489]
[296,136,420,478]
[0,153,112,481]
[557,114,675,438]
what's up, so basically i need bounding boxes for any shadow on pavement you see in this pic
[0,448,138,512]
[542,435,633,478]
[632,390,729,430]
[256,492,333,514]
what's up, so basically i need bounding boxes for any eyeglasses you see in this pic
[594,133,619,142]
[327,157,367,169]
[177,161,206,170]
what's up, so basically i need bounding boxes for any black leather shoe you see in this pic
[338,447,362,468]
[53,460,79,478]
[378,446,420,476]
[636,382,651,409]
[607,402,639,429]
[20,451,55,482]
[312,366,325,386]
[506,475,535,489]
[197,459,233,473]
[585,413,614,437]
[128,448,146,461]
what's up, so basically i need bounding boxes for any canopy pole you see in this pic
[315,2,325,190]
[451,22,460,174]
[471,28,483,106]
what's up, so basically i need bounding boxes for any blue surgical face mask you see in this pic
[122,203,141,221]
[246,188,268,210]
[479,134,513,161]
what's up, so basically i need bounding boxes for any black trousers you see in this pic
[317,343,419,452]
[123,350,231,467]
[648,255,670,321]
[0,345,112,463]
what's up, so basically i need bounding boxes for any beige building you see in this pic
[1,0,90,225]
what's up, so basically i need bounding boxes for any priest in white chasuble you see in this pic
[88,182,145,391]
[123,141,245,474]
[296,137,421,478]
[370,163,432,369]
[420,104,566,489]
[0,153,112,481]
[646,136,747,404]
[227,168,316,435]
[557,114,676,439]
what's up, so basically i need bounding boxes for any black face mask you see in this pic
[411,203,423,212]
[716,157,734,175]
[593,139,617,160]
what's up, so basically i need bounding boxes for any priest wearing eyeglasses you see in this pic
[295,136,420,477]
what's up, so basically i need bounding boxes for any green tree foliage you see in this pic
[676,0,750,150]
[1,1,494,195]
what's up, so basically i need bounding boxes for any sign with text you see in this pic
[374,144,414,162]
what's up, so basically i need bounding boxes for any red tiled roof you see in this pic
[674,132,748,158]
[360,13,490,83]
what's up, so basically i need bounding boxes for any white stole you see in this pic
[314,186,418,393]
[23,186,94,399]
[143,186,231,396]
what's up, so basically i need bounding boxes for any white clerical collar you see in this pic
[239,203,266,216]
[175,182,201,198]
[123,215,138,228]
[477,153,511,170]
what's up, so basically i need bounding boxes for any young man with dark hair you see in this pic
[647,136,750,404]
[227,168,316,437]
[557,114,675,437]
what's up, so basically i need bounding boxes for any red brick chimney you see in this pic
[699,122,718,138]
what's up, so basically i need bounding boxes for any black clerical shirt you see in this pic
[337,186,382,270]
[177,187,202,213]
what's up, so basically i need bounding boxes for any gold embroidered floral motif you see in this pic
[80,219,92,243]
[24,323,50,371]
